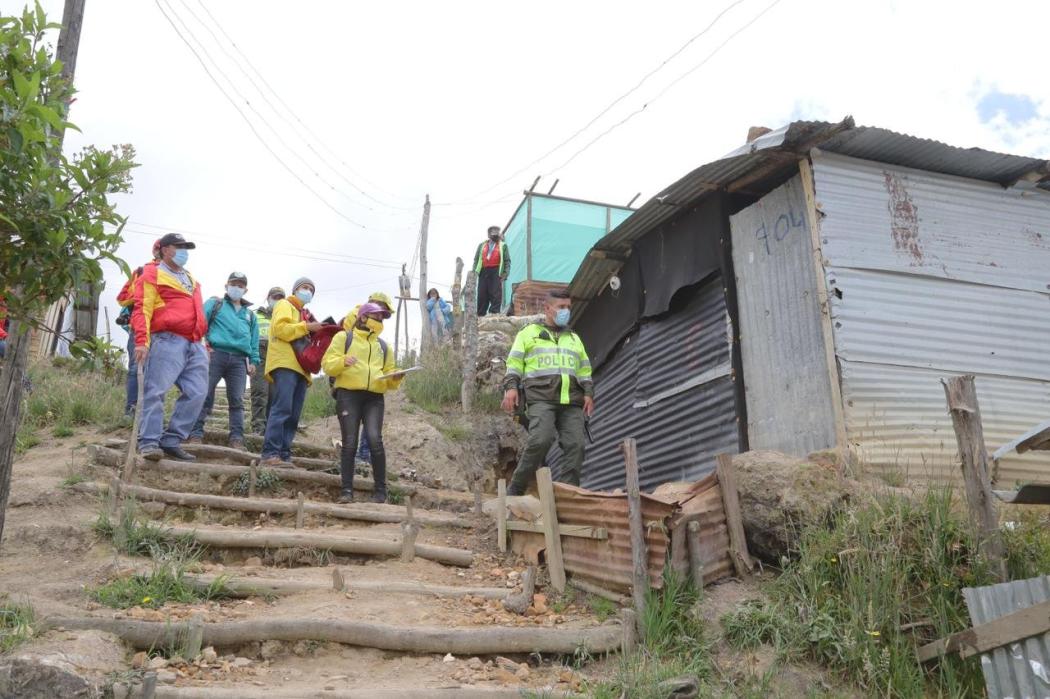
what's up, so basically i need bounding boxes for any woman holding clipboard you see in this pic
[322,302,405,503]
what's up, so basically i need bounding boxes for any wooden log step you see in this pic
[114,683,581,698]
[46,616,623,656]
[75,480,474,530]
[164,525,475,568]
[203,430,337,458]
[186,571,508,600]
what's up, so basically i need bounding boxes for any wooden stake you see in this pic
[687,520,705,590]
[248,461,257,499]
[497,478,507,553]
[536,467,566,592]
[417,195,432,354]
[461,270,478,413]
[715,453,754,578]
[401,495,418,563]
[332,568,346,592]
[620,608,638,655]
[472,478,483,517]
[295,491,305,529]
[185,615,204,659]
[141,671,157,699]
[621,438,648,624]
[451,256,465,350]
[122,364,145,483]
[942,375,1006,581]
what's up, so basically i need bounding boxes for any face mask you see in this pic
[295,289,313,304]
[226,286,245,301]
[554,308,571,327]
[364,318,384,334]
[267,297,279,308]
[172,249,189,267]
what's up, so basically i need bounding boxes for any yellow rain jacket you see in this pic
[265,296,312,384]
[323,318,402,393]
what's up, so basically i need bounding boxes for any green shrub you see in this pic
[300,379,336,422]
[403,344,462,413]
[93,562,229,609]
[229,469,282,496]
[94,501,201,560]
[0,598,35,653]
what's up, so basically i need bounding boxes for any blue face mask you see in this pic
[554,308,571,327]
[295,289,313,304]
[172,249,189,267]
[226,286,245,301]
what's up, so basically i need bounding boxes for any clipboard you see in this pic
[378,366,422,380]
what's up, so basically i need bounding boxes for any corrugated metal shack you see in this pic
[567,118,1050,490]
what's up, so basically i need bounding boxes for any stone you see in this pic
[232,657,252,668]
[0,657,95,698]
[156,670,178,683]
[201,646,218,663]
[732,450,852,562]
[467,657,484,670]
[491,668,519,685]
[515,664,530,680]
[657,674,699,699]
[243,556,263,567]
[442,653,455,663]
[291,641,312,657]
[131,651,148,669]
[494,656,519,673]
[259,640,283,660]
[147,656,169,669]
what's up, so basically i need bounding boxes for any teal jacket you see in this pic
[204,296,261,366]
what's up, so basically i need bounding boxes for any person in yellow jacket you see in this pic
[322,302,403,503]
[346,290,395,467]
[260,277,322,466]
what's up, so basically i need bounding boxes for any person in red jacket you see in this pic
[131,233,208,462]
[116,239,162,415]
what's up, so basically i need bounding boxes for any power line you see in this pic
[544,0,784,178]
[453,0,749,203]
[190,0,420,210]
[156,0,400,232]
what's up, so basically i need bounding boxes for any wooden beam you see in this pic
[621,438,648,626]
[942,375,1006,581]
[715,454,754,578]
[535,467,566,592]
[917,599,1050,662]
[506,520,607,540]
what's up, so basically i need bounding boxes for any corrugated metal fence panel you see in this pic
[814,151,1050,294]
[962,576,1050,699]
[730,174,838,457]
[579,275,739,492]
[828,267,1050,381]
[839,359,1050,484]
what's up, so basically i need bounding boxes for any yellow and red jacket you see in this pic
[116,264,148,309]
[131,262,207,347]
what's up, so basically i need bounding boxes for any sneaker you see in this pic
[162,446,197,462]
[370,491,387,504]
[260,456,284,467]
[228,440,245,451]
[336,491,354,504]
[140,446,163,461]
[184,436,203,445]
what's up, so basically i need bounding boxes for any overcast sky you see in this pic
[9,0,1050,351]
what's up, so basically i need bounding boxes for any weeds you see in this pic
[94,501,201,560]
[61,472,89,489]
[229,469,282,496]
[403,344,462,413]
[17,359,125,453]
[93,561,230,609]
[588,571,711,699]
[586,595,618,622]
[437,421,470,442]
[1002,510,1050,580]
[0,598,35,653]
[387,484,405,505]
[719,487,1050,698]
[301,380,336,421]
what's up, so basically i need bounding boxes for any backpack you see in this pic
[292,323,342,374]
[328,331,389,396]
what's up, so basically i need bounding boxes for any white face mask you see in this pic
[226,286,245,301]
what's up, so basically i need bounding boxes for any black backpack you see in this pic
[328,331,390,397]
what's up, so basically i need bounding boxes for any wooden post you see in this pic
[401,495,418,563]
[942,375,1007,581]
[185,615,204,659]
[332,568,346,592]
[451,257,464,350]
[121,364,145,483]
[248,461,257,498]
[417,195,431,355]
[620,608,638,655]
[687,520,705,590]
[715,454,754,578]
[141,671,157,699]
[393,295,404,360]
[0,320,32,550]
[295,491,305,529]
[621,438,648,625]
[460,270,478,413]
[497,479,507,553]
[472,477,483,517]
[535,467,566,592]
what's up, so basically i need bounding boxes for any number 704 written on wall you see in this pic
[755,205,805,255]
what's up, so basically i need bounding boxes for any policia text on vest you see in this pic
[502,321,594,496]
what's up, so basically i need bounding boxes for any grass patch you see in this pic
[230,469,282,496]
[301,379,336,422]
[403,344,461,413]
[472,389,503,414]
[588,572,711,699]
[387,484,406,505]
[719,487,1050,698]
[17,359,126,454]
[0,598,35,653]
[1003,509,1050,579]
[60,472,90,489]
[94,500,201,560]
[93,561,230,609]
[587,595,618,623]
[437,421,470,442]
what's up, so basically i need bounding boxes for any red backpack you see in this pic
[290,308,341,374]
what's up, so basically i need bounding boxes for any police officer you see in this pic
[501,289,594,495]
[250,286,284,434]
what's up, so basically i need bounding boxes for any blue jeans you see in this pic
[261,368,307,460]
[124,330,137,415]
[358,432,371,462]
[138,332,209,450]
[0,338,6,359]
[190,349,248,442]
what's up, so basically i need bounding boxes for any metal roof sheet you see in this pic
[570,118,1050,312]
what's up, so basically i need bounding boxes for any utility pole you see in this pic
[57,0,98,343]
[417,195,431,355]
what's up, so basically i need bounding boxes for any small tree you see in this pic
[0,3,136,547]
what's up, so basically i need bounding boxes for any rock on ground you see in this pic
[732,450,851,563]
[0,629,126,699]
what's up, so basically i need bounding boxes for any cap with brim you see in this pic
[157,232,195,249]
[227,271,248,284]
[267,286,286,298]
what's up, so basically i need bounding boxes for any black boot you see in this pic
[337,490,354,504]
[162,445,196,462]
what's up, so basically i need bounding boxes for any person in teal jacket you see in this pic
[188,272,260,449]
